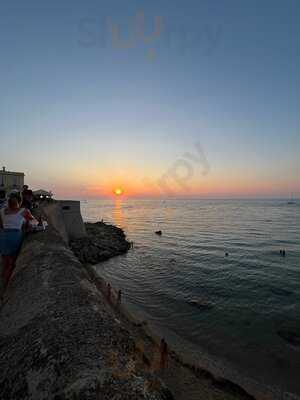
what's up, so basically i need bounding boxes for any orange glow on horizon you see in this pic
[59,166,300,199]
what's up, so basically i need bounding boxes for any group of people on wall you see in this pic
[0,185,36,290]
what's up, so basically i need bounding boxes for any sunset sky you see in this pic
[1,1,300,199]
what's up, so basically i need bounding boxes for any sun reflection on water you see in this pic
[113,199,125,228]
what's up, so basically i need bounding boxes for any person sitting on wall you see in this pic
[0,194,36,288]
[22,185,33,210]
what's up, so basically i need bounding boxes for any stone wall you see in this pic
[0,212,168,399]
[42,201,86,243]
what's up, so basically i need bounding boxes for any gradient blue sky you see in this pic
[1,0,299,198]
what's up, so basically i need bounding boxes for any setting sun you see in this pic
[114,188,124,196]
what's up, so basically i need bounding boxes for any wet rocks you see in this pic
[70,222,131,265]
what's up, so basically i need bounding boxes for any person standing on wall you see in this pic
[0,194,35,289]
[22,185,33,210]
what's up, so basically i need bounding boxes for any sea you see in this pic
[81,199,300,399]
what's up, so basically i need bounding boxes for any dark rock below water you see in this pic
[277,330,300,347]
[187,298,214,311]
[70,222,131,265]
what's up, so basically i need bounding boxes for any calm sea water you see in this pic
[81,199,300,398]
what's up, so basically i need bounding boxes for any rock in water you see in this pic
[70,222,131,265]
[187,298,214,311]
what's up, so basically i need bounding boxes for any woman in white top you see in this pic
[0,195,35,288]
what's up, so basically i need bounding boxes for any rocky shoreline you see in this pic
[70,222,131,265]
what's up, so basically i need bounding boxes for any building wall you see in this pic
[0,171,24,192]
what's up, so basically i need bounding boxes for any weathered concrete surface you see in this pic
[0,227,170,400]
[41,202,69,243]
[42,201,86,244]
[59,201,87,240]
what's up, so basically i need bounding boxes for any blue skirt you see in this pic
[0,229,23,256]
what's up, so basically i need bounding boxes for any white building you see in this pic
[0,167,25,192]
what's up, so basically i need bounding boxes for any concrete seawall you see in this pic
[0,204,169,400]
[42,200,87,243]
